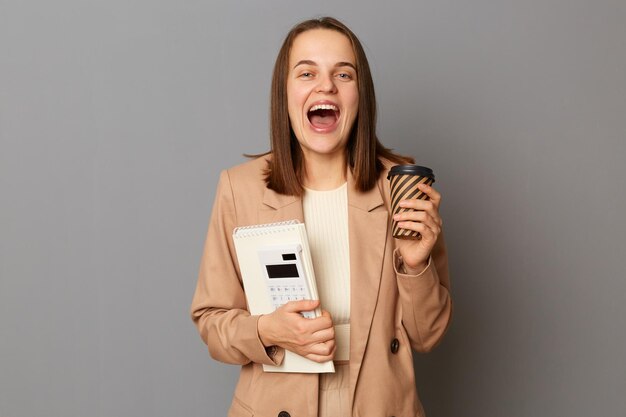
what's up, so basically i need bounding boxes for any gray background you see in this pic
[1,0,625,416]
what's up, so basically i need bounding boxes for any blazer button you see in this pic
[278,411,290,417]
[390,338,400,354]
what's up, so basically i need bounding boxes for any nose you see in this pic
[316,72,337,94]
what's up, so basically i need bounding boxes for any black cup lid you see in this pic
[387,164,435,180]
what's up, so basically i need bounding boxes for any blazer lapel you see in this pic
[346,174,389,406]
[259,187,303,223]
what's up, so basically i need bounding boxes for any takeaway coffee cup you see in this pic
[387,165,435,239]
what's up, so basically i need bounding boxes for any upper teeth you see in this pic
[309,104,338,112]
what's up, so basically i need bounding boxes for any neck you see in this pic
[302,152,347,191]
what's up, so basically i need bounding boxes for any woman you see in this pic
[191,17,452,417]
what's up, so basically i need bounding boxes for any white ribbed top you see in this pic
[303,183,351,361]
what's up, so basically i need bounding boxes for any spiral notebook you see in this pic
[232,220,335,373]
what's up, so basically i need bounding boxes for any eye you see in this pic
[299,72,314,79]
[337,72,353,80]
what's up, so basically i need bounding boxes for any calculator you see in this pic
[257,244,315,318]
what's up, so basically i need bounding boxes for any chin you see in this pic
[302,134,346,154]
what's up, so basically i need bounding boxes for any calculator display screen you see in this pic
[266,264,299,279]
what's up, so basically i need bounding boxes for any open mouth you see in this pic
[307,103,340,130]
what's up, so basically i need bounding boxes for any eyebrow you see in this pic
[293,60,356,70]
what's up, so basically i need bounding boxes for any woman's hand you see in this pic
[393,183,443,273]
[258,299,336,363]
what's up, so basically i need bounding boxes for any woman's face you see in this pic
[286,29,359,161]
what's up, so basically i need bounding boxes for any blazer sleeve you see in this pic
[190,170,284,366]
[393,232,452,353]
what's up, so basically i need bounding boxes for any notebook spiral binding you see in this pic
[233,220,301,237]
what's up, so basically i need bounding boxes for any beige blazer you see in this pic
[191,155,452,417]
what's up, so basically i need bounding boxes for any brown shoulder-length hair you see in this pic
[263,16,413,196]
